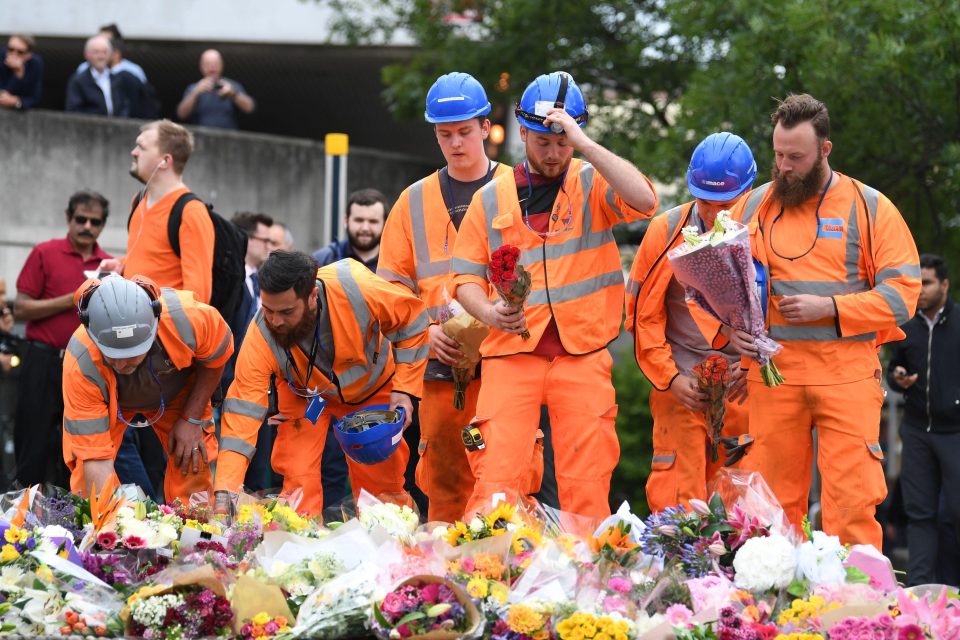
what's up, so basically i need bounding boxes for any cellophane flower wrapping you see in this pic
[487,245,532,340]
[667,213,784,386]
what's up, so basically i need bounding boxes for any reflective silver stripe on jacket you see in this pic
[255,311,288,370]
[739,183,772,225]
[384,311,429,343]
[222,397,268,421]
[376,267,419,294]
[480,180,504,252]
[527,270,624,305]
[197,330,231,364]
[220,436,256,460]
[625,278,640,296]
[769,325,876,342]
[161,288,196,351]
[335,261,389,393]
[408,178,454,280]
[604,186,624,221]
[450,257,486,277]
[66,336,109,405]
[770,280,870,297]
[64,416,110,436]
[664,205,685,240]
[395,344,430,364]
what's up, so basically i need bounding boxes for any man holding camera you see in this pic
[13,192,112,488]
[176,49,255,130]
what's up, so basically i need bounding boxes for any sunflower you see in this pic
[484,502,518,530]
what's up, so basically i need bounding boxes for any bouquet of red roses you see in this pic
[692,354,729,463]
[487,245,531,340]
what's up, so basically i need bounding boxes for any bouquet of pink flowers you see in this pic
[667,211,784,386]
[372,575,481,639]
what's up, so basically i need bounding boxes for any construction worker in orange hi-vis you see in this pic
[451,71,658,521]
[723,94,921,549]
[214,251,430,517]
[626,132,758,513]
[62,274,232,500]
[377,72,512,523]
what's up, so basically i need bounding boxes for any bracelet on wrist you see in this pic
[184,417,208,426]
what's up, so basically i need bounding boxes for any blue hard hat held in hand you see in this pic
[333,404,406,465]
[424,72,492,123]
[515,71,588,133]
[687,132,757,202]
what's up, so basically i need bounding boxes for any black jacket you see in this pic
[887,297,960,431]
[65,68,145,117]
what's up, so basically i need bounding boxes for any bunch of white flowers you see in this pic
[732,534,797,592]
[796,530,846,585]
[130,593,184,628]
[114,505,181,548]
[358,503,419,543]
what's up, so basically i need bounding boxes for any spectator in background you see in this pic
[312,188,388,271]
[0,278,16,374]
[177,49,255,129]
[13,191,112,488]
[65,35,144,117]
[76,23,147,83]
[888,253,960,585]
[227,212,277,491]
[1,34,43,110]
[269,222,294,252]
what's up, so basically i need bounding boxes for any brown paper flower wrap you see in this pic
[441,312,489,410]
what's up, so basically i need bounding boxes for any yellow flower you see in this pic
[485,502,518,529]
[3,528,21,544]
[595,634,611,640]
[512,526,543,554]
[201,522,223,535]
[489,581,509,604]
[184,519,199,530]
[466,577,488,599]
[445,521,470,546]
[36,564,53,582]
[251,612,272,625]
[614,634,628,640]
[0,545,20,562]
[474,553,507,580]
[507,604,543,634]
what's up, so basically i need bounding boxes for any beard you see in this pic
[348,229,380,252]
[526,153,569,180]
[269,304,317,350]
[772,151,825,207]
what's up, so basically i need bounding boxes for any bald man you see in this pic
[176,49,255,129]
[65,35,144,117]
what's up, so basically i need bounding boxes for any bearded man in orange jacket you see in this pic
[625,132,757,513]
[724,94,920,549]
[451,72,658,520]
[214,251,429,516]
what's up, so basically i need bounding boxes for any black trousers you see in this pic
[14,342,70,488]
[900,420,960,586]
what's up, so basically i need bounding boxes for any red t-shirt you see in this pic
[514,164,569,358]
[16,237,112,349]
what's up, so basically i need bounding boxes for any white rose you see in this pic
[796,531,846,585]
[154,522,178,547]
[732,534,797,592]
[469,516,485,534]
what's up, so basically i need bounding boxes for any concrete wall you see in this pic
[0,109,437,296]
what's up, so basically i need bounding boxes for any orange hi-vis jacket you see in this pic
[62,288,234,466]
[215,259,430,492]
[731,174,920,384]
[625,197,763,389]
[451,158,658,356]
[378,163,511,334]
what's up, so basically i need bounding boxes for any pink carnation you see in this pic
[607,576,631,593]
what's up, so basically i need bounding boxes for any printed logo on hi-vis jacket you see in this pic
[818,218,844,239]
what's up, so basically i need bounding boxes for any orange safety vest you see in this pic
[217,259,429,474]
[62,288,234,463]
[732,174,920,384]
[378,163,511,328]
[624,190,768,388]
[451,158,658,356]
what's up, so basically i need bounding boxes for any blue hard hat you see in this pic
[686,132,757,202]
[333,404,406,465]
[515,71,588,133]
[425,72,492,123]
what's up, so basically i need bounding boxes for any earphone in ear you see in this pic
[157,158,168,169]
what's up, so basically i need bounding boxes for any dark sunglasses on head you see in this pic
[6,47,28,55]
[73,215,104,227]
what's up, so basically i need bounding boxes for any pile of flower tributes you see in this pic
[0,470,957,640]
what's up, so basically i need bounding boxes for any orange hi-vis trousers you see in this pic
[743,377,887,549]
[465,351,619,521]
[415,380,479,523]
[269,384,410,516]
[68,387,218,503]
[646,387,748,513]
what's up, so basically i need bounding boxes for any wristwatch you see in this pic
[15,98,22,110]
[184,416,209,426]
